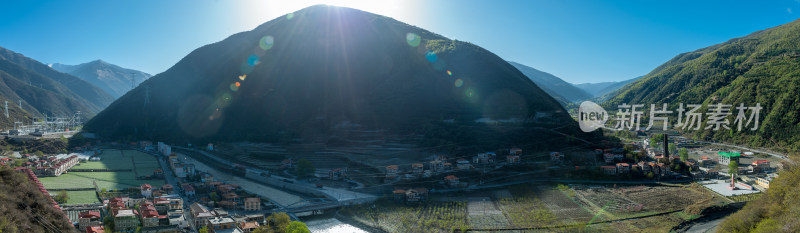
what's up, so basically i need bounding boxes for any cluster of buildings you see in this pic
[85,185,188,233]
[167,153,195,178]
[16,154,80,176]
[392,187,429,204]
[189,202,264,233]
[384,148,524,183]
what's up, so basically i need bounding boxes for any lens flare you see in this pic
[230,83,239,92]
[447,70,452,76]
[454,79,464,87]
[219,92,233,107]
[286,13,294,20]
[247,55,260,66]
[425,51,437,63]
[259,36,274,50]
[240,62,254,74]
[465,88,475,97]
[406,33,421,47]
[239,75,247,81]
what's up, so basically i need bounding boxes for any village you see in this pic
[0,129,786,233]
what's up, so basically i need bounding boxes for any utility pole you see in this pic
[144,85,150,108]
[18,99,21,109]
[131,72,137,89]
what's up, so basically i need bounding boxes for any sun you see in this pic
[244,0,409,25]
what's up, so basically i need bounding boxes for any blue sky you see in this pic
[0,0,798,83]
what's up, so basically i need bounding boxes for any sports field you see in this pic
[39,149,164,204]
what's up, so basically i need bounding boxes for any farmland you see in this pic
[340,200,470,233]
[340,183,726,232]
[38,149,164,204]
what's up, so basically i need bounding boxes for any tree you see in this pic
[209,192,220,202]
[199,226,209,233]
[103,215,114,232]
[285,221,310,233]
[679,148,689,162]
[646,172,654,179]
[728,160,739,177]
[54,190,69,204]
[295,159,315,178]
[668,143,677,156]
[252,227,274,233]
[266,212,292,231]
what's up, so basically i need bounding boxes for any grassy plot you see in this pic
[39,172,164,190]
[63,191,99,205]
[41,149,165,192]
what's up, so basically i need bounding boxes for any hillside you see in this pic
[508,61,592,106]
[0,47,114,114]
[718,158,799,232]
[85,5,596,150]
[52,60,152,98]
[604,19,800,152]
[0,167,75,233]
[0,47,116,128]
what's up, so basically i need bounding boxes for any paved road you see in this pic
[155,151,195,232]
[684,218,723,233]
[706,141,791,161]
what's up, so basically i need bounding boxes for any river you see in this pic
[176,153,371,232]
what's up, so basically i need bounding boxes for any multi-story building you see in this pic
[601,166,617,175]
[718,152,741,165]
[444,175,459,187]
[190,203,216,228]
[244,197,261,211]
[113,209,139,233]
[78,211,102,231]
[385,165,399,179]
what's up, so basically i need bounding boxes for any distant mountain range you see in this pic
[574,77,639,99]
[508,61,592,106]
[85,5,595,150]
[0,46,114,127]
[51,60,152,98]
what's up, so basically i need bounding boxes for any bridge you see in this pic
[273,198,342,220]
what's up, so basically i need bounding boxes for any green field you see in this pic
[63,191,99,205]
[40,149,165,204]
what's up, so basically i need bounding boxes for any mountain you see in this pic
[575,77,639,98]
[0,167,74,233]
[0,46,115,127]
[508,61,592,105]
[85,5,594,149]
[604,19,800,152]
[51,60,152,98]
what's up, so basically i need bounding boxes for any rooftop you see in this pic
[718,152,741,158]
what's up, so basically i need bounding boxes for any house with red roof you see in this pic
[141,184,153,197]
[444,175,459,187]
[78,211,102,230]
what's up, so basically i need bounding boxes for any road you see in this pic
[155,151,195,232]
[176,147,376,203]
[706,141,791,161]
[683,218,723,233]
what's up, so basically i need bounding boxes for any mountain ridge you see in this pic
[52,59,152,98]
[508,61,592,106]
[85,5,594,150]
